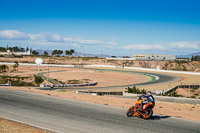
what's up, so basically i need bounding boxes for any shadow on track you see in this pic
[149,115,171,120]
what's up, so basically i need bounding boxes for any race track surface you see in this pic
[38,68,180,90]
[0,88,199,133]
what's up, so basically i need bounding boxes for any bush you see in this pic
[125,86,146,94]
[167,90,182,97]
[34,75,44,84]
[68,80,81,84]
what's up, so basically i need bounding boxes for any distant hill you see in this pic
[177,52,200,58]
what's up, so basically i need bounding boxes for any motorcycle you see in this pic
[126,96,154,119]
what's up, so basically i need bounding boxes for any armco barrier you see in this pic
[40,82,97,88]
[0,83,11,86]
[76,90,123,96]
[155,85,200,95]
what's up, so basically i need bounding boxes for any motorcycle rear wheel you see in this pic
[142,108,153,120]
[127,106,134,117]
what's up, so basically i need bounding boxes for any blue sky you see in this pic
[0,0,200,56]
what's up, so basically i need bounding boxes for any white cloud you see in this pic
[0,30,28,39]
[28,33,47,41]
[63,37,103,45]
[0,30,118,46]
[170,41,200,49]
[51,34,62,41]
[107,41,118,46]
[122,44,166,50]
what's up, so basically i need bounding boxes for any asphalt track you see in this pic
[37,68,180,90]
[0,88,199,133]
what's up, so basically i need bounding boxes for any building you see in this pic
[0,50,31,56]
[132,54,176,61]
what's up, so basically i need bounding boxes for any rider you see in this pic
[138,91,155,111]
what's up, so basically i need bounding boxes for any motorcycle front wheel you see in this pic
[126,106,134,117]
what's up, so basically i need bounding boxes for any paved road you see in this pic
[37,68,180,90]
[0,88,199,133]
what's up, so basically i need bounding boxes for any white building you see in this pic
[0,50,31,56]
[132,54,176,61]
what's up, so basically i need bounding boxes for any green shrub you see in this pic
[167,90,183,97]
[34,75,44,84]
[68,80,81,84]
[125,86,146,94]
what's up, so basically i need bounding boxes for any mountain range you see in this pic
[176,52,200,58]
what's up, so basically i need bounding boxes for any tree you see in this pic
[43,51,49,56]
[65,49,75,56]
[32,50,39,56]
[65,50,71,56]
[52,50,63,56]
[57,50,63,56]
[26,47,29,52]
[0,65,9,72]
[123,56,130,58]
[191,55,200,61]
[52,50,58,56]
[13,46,20,52]
[70,49,75,54]
[191,56,194,61]
[0,47,6,52]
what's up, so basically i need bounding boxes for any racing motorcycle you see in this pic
[126,96,154,119]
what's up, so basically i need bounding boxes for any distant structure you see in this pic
[0,50,31,56]
[132,54,176,61]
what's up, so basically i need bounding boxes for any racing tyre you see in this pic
[142,108,153,120]
[126,106,134,117]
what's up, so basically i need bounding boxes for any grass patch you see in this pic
[57,89,66,92]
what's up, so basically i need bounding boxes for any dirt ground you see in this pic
[177,88,200,98]
[0,66,200,132]
[0,117,51,133]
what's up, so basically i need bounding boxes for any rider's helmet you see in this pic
[146,91,152,95]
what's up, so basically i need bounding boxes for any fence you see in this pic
[155,85,200,95]
[76,90,123,96]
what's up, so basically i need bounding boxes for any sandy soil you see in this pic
[177,88,200,98]
[0,117,51,133]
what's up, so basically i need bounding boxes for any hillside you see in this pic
[0,56,200,72]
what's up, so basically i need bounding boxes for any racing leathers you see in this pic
[138,94,155,111]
